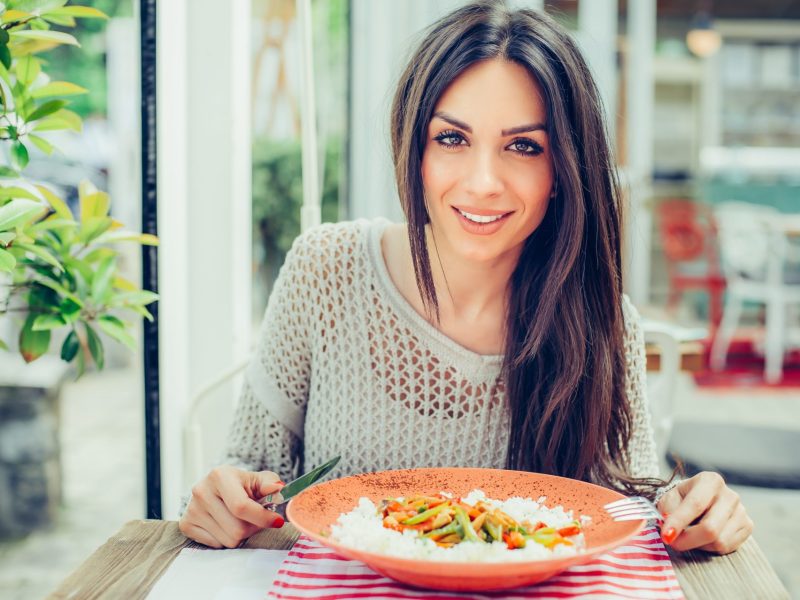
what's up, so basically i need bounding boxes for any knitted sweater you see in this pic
[223,219,660,486]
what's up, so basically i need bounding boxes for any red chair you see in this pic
[655,199,726,333]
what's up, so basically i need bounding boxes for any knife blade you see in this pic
[259,455,340,508]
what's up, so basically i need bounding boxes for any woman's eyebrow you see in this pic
[501,122,546,136]
[433,111,472,132]
[432,111,545,136]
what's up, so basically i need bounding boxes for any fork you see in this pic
[604,496,664,523]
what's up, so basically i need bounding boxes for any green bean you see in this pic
[402,502,450,525]
[454,506,484,543]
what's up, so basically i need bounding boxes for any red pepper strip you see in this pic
[557,525,581,536]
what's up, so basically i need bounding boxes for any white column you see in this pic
[624,0,656,306]
[157,0,252,519]
[577,0,618,144]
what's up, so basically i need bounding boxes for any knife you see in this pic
[259,455,340,509]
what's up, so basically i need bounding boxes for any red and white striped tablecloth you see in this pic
[267,527,684,599]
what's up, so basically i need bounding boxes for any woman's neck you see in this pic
[424,224,517,322]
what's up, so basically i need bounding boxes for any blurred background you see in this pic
[0,0,798,598]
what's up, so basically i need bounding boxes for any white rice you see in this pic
[330,489,586,562]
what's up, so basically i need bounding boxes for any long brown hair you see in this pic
[390,1,664,497]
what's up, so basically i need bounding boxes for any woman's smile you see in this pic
[451,206,515,235]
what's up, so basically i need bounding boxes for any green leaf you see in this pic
[14,241,62,271]
[84,321,103,369]
[32,108,82,132]
[129,304,154,322]
[111,290,159,307]
[10,140,29,169]
[59,297,81,323]
[29,17,50,30]
[74,337,85,377]
[19,312,50,362]
[60,329,78,361]
[32,312,65,331]
[0,29,9,46]
[35,184,71,219]
[15,54,40,86]
[0,185,38,200]
[80,190,109,221]
[25,98,66,122]
[9,29,78,47]
[41,13,74,26]
[48,5,107,19]
[30,274,82,306]
[0,166,18,178]
[0,231,15,245]
[78,216,112,243]
[30,81,87,99]
[91,254,115,303]
[26,133,54,154]
[112,275,137,291]
[0,44,11,71]
[0,337,8,351]
[0,198,43,230]
[95,231,159,246]
[28,216,76,234]
[98,315,136,351]
[0,10,32,24]
[9,0,67,13]
[0,246,15,271]
[79,247,114,265]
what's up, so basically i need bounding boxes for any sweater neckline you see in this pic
[366,218,504,372]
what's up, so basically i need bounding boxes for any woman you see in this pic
[180,1,752,555]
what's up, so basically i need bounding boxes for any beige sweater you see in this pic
[223,219,660,486]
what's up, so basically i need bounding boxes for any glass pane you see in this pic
[250,0,349,322]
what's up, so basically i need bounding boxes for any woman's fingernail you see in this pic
[662,527,677,545]
[273,516,285,529]
[275,480,285,487]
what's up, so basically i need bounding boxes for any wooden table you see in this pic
[646,340,706,373]
[49,519,789,600]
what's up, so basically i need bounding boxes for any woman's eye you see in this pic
[508,138,544,156]
[433,130,466,148]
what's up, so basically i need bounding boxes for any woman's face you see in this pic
[421,58,554,265]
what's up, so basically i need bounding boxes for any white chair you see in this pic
[643,328,680,461]
[710,201,800,383]
[183,359,249,489]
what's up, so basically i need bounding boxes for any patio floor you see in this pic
[0,364,798,599]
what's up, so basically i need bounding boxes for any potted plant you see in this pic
[0,0,157,537]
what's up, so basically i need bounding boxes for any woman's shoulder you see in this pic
[283,218,390,282]
[620,293,641,331]
[287,218,381,259]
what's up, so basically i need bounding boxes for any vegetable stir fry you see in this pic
[379,494,582,549]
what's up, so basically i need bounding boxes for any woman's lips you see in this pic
[451,206,513,235]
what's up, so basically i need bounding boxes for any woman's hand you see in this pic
[657,471,753,554]
[179,466,285,548]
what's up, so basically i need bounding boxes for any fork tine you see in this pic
[606,506,659,518]
[604,496,646,509]
[604,495,663,523]
[605,502,652,512]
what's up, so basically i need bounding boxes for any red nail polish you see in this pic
[276,480,285,487]
[662,527,677,545]
[273,516,285,529]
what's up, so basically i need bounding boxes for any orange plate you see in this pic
[286,467,645,592]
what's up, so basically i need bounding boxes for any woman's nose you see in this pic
[463,149,504,198]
